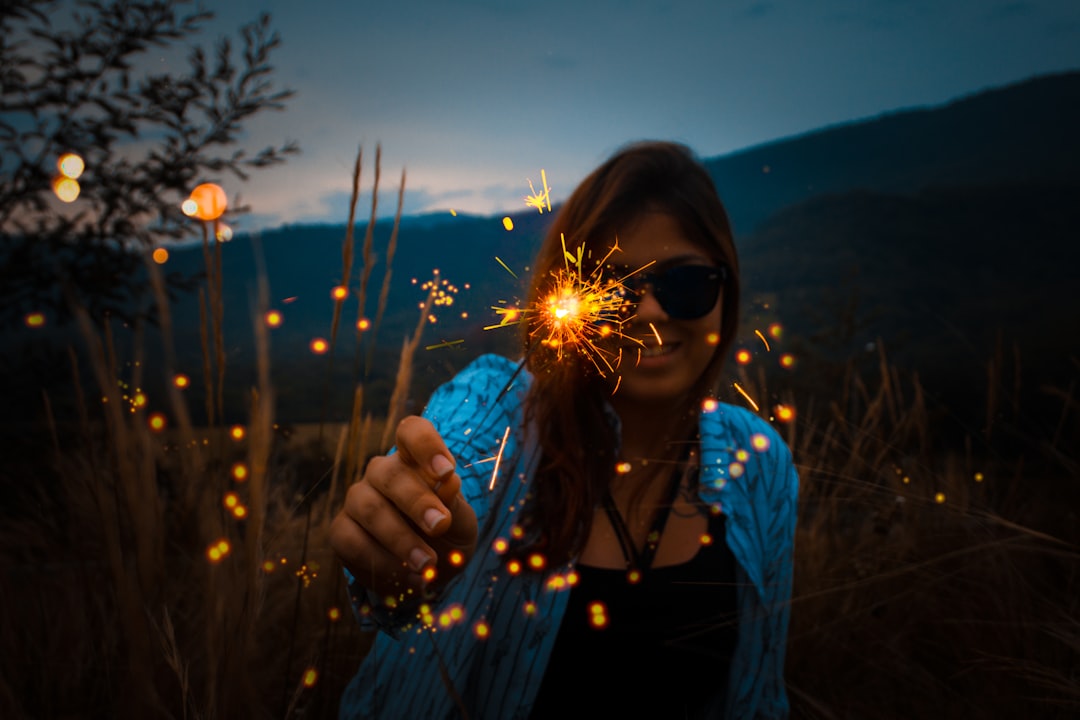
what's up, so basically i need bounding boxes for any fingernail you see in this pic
[424,508,447,531]
[409,548,432,572]
[431,454,455,478]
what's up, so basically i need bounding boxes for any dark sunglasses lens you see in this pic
[653,265,723,319]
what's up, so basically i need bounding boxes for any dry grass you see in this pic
[1,152,1077,718]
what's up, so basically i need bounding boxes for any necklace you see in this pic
[602,444,694,581]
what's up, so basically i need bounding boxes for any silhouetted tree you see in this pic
[0,0,297,326]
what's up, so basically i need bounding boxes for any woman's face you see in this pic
[604,211,724,407]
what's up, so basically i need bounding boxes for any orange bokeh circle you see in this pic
[188,183,228,221]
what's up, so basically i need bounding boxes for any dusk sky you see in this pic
[192,0,1080,232]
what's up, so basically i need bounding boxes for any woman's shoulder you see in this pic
[424,353,530,424]
[701,401,786,451]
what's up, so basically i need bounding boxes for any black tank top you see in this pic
[530,511,738,719]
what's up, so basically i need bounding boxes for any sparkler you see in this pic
[487,234,651,377]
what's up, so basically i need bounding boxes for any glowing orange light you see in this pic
[474,621,490,638]
[528,553,546,570]
[328,607,342,622]
[265,310,283,327]
[507,560,522,575]
[230,425,245,441]
[152,248,169,264]
[502,217,514,231]
[423,567,437,582]
[233,506,247,519]
[449,550,464,566]
[207,539,230,563]
[706,331,720,345]
[302,668,318,688]
[700,533,713,546]
[132,392,147,408]
[524,601,537,616]
[174,374,190,389]
[567,571,579,586]
[148,413,167,432]
[615,461,632,474]
[262,560,276,573]
[24,313,45,328]
[702,398,719,413]
[52,176,80,202]
[934,492,946,504]
[58,153,84,179]
[780,354,796,369]
[769,323,783,339]
[627,569,641,584]
[510,525,524,540]
[588,601,609,629]
[187,183,227,221]
[751,433,771,452]
[331,286,348,301]
[492,538,509,554]
[357,318,371,331]
[974,472,984,483]
[774,404,795,423]
[735,449,750,463]
[223,493,239,509]
[232,463,248,481]
[310,338,329,354]
[735,349,752,365]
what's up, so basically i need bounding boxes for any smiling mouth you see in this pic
[636,343,678,358]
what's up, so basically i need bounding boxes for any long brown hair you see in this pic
[520,141,741,563]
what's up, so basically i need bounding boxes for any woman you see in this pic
[331,141,798,719]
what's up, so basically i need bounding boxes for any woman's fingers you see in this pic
[329,509,423,599]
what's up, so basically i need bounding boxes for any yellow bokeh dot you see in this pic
[735,349,752,365]
[332,286,348,300]
[934,492,946,504]
[706,331,720,345]
[233,506,247,519]
[523,601,537,616]
[507,560,522,575]
[328,607,341,622]
[449,550,464,566]
[310,338,329,354]
[224,492,239,508]
[423,566,437,582]
[528,553,545,570]
[58,152,85,179]
[25,313,45,328]
[702,398,719,413]
[53,176,80,202]
[230,425,245,440]
[357,318,371,331]
[232,463,248,481]
[492,538,509,554]
[774,404,795,423]
[265,310,283,327]
[474,621,489,638]
[148,413,167,432]
[174,374,189,388]
[974,472,984,483]
[751,433,771,452]
[302,668,317,688]
[615,461,632,474]
[502,217,514,231]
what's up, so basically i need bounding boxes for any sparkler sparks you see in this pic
[524,169,552,213]
[488,235,649,376]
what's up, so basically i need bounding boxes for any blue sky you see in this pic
[189,0,1080,231]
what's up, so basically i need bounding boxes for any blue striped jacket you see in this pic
[340,354,798,719]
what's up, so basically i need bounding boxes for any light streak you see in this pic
[611,375,622,395]
[732,382,760,412]
[425,339,465,351]
[490,425,511,490]
[495,256,519,279]
[648,322,663,346]
[754,329,771,351]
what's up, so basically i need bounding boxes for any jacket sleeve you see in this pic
[344,354,527,638]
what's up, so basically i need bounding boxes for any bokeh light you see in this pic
[24,313,45,328]
[148,413,167,432]
[265,310,283,327]
[232,462,248,481]
[58,152,84,179]
[774,404,795,423]
[779,353,796,369]
[331,286,348,301]
[187,182,227,221]
[152,248,169,264]
[502,217,514,231]
[230,425,245,441]
[310,338,329,354]
[735,349,752,365]
[174,374,190,389]
[52,176,80,202]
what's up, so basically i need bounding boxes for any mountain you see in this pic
[5,70,1079,426]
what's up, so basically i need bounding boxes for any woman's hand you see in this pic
[330,415,478,600]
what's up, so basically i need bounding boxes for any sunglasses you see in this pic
[620,264,727,320]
